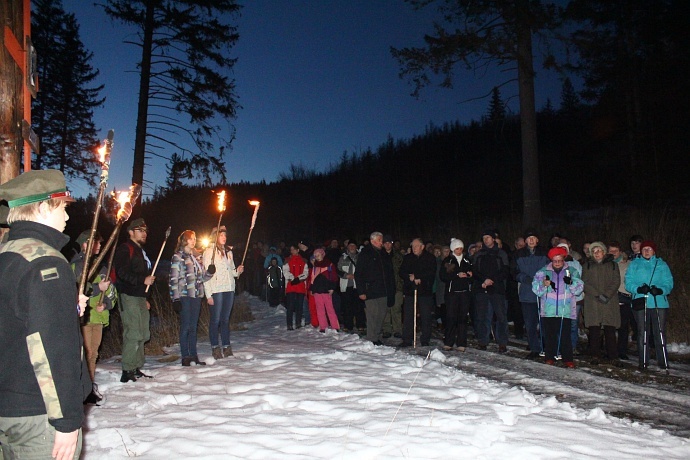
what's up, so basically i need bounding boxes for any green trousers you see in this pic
[120,293,150,371]
[0,414,82,459]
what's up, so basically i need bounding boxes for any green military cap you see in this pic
[127,217,147,232]
[0,170,76,208]
[76,230,103,246]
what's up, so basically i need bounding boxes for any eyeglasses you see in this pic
[133,227,148,233]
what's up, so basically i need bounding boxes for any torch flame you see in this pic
[249,200,260,206]
[114,190,131,221]
[216,191,227,213]
[97,141,109,165]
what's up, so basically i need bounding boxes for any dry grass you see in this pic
[99,284,255,359]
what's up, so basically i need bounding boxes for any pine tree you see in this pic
[487,87,506,123]
[31,0,104,186]
[102,0,241,195]
[391,0,563,228]
[559,77,579,113]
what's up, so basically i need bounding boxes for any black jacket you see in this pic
[113,239,151,297]
[354,244,395,303]
[399,250,437,296]
[439,254,473,293]
[472,245,509,295]
[0,221,90,433]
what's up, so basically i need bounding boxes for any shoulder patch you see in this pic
[0,238,66,263]
[41,267,60,281]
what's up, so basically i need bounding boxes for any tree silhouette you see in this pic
[102,0,241,196]
[31,0,104,185]
[391,0,563,228]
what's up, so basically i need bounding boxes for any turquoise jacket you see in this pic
[532,262,584,318]
[624,255,673,308]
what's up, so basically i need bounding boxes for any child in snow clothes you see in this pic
[170,230,213,366]
[532,246,584,367]
[266,256,284,307]
[310,248,340,332]
[624,240,674,370]
[283,244,309,330]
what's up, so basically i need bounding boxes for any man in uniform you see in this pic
[113,217,155,383]
[0,170,89,460]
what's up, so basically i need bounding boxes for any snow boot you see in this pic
[212,347,223,360]
[223,346,233,357]
[120,370,137,383]
[191,355,206,365]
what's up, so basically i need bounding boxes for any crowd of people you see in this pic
[239,229,675,372]
[0,168,677,458]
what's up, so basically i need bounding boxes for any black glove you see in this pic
[207,264,216,275]
[649,285,663,296]
[596,294,609,304]
[290,278,302,286]
[172,300,182,312]
[637,284,651,295]
[563,275,572,285]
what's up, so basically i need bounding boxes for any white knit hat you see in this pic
[450,238,464,251]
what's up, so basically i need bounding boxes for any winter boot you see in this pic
[212,347,224,360]
[223,346,234,357]
[120,370,138,383]
[181,357,192,367]
[135,368,153,378]
[191,355,206,365]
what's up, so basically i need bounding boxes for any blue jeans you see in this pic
[521,302,541,353]
[179,297,201,357]
[209,291,235,347]
[475,292,508,346]
[571,301,582,352]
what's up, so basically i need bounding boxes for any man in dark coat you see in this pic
[473,229,510,352]
[399,238,437,347]
[354,232,395,345]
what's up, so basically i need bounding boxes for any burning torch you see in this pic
[87,184,141,281]
[240,200,261,266]
[207,190,227,274]
[79,130,114,296]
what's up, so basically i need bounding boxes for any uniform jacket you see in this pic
[625,255,674,308]
[581,255,621,328]
[532,262,584,319]
[0,221,90,433]
[113,239,151,298]
[71,252,117,326]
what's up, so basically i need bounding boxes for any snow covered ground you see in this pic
[83,294,690,459]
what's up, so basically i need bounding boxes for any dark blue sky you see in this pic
[60,0,565,197]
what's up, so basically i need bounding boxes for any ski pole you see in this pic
[642,294,648,370]
[413,289,418,349]
[555,283,564,360]
[537,295,545,357]
[652,293,669,372]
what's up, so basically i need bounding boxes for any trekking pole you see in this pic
[413,289,418,349]
[537,296,545,357]
[642,294,648,370]
[652,293,669,373]
[555,286,564,360]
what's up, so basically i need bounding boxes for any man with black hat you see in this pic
[72,230,118,403]
[472,229,510,352]
[113,217,156,383]
[511,229,549,358]
[0,170,89,460]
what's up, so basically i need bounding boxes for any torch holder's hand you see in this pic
[207,264,216,275]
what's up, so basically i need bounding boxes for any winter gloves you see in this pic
[637,284,663,296]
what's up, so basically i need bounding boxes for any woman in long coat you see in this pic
[581,241,621,364]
